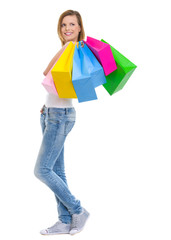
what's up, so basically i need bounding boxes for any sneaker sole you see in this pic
[40,232,70,235]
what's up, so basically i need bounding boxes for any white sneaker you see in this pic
[70,208,90,235]
[40,221,71,235]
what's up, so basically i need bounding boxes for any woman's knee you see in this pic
[34,164,41,179]
[34,165,51,180]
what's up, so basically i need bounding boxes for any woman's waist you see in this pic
[45,93,74,108]
[43,105,75,115]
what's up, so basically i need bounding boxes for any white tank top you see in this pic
[45,93,73,108]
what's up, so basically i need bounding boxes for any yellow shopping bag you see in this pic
[51,41,77,98]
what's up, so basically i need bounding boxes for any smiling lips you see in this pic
[64,32,73,36]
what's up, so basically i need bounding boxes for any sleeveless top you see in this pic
[45,93,73,108]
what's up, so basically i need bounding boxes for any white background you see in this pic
[0,0,171,239]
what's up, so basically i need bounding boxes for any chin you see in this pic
[63,36,77,43]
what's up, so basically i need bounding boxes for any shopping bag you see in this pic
[42,75,58,95]
[42,44,69,95]
[101,39,137,95]
[72,43,97,103]
[51,41,77,98]
[78,41,106,88]
[85,36,117,76]
[42,61,58,95]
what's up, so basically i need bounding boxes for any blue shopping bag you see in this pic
[79,41,106,87]
[72,44,98,103]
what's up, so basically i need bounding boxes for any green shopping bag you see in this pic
[101,39,137,95]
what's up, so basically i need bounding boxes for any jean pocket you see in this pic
[40,113,45,122]
[47,111,64,124]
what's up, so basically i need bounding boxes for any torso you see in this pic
[45,93,73,108]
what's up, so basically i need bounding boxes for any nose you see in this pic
[65,24,70,31]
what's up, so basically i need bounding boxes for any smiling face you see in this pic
[61,15,81,43]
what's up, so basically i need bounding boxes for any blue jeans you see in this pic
[34,106,82,224]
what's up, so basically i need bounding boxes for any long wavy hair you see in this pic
[57,10,85,46]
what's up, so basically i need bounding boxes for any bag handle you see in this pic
[79,40,84,48]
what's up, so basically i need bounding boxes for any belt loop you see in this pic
[65,108,67,115]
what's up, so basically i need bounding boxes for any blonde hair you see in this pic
[57,10,85,46]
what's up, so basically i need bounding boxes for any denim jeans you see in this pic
[34,106,82,224]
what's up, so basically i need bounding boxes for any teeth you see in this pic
[65,33,72,36]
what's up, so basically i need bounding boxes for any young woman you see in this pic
[34,10,89,235]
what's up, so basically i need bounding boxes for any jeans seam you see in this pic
[43,125,60,168]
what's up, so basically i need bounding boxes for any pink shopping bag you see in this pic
[42,58,59,95]
[85,36,117,76]
[42,73,58,95]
